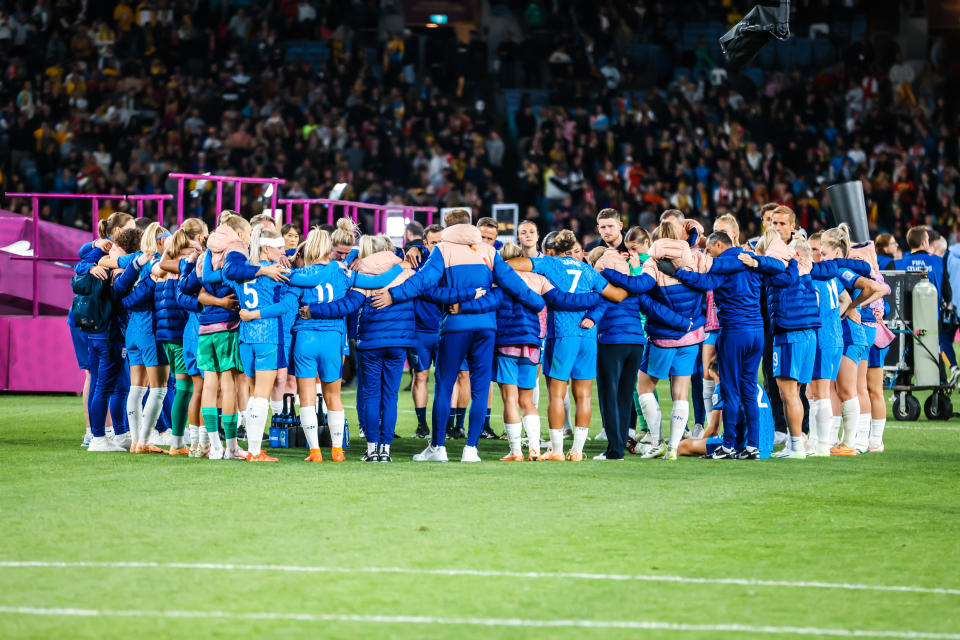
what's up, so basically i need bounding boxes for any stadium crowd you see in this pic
[3,0,960,247]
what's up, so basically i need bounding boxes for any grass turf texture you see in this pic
[1,381,959,640]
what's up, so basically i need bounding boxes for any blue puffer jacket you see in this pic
[764,260,820,333]
[198,249,240,326]
[389,225,544,334]
[587,291,692,345]
[668,248,786,332]
[154,276,190,342]
[457,275,598,348]
[601,269,705,341]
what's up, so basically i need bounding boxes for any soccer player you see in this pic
[152,218,208,455]
[286,227,402,461]
[372,208,546,463]
[405,224,443,438]
[123,223,171,454]
[506,230,626,461]
[807,231,844,457]
[227,226,291,462]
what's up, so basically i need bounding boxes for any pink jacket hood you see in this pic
[650,238,694,268]
[441,224,483,245]
[352,251,413,290]
[593,248,629,274]
[198,224,247,277]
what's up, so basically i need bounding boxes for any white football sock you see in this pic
[562,392,572,431]
[105,425,114,437]
[140,386,167,443]
[549,428,563,453]
[533,378,540,409]
[869,418,886,448]
[126,386,147,442]
[245,397,269,456]
[328,410,345,448]
[171,435,184,448]
[702,378,716,417]
[840,399,859,448]
[668,401,689,451]
[827,415,842,450]
[571,426,588,453]
[638,393,662,442]
[504,422,522,453]
[381,443,390,455]
[199,427,211,447]
[367,441,377,455]
[816,399,834,454]
[188,424,198,446]
[294,393,300,408]
[807,404,819,450]
[269,399,282,416]
[855,413,871,451]
[522,415,541,452]
[300,405,319,449]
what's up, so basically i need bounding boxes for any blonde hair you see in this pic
[217,209,239,226]
[302,227,333,265]
[655,220,682,242]
[165,218,208,258]
[791,238,812,259]
[357,234,395,260]
[139,222,165,255]
[713,214,740,243]
[822,223,851,257]
[249,225,281,264]
[772,205,797,226]
[331,217,358,249]
[754,229,780,256]
[586,246,607,266]
[220,214,251,235]
[500,242,523,260]
[98,212,134,239]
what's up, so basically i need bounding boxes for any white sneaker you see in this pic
[772,447,792,458]
[147,430,166,448]
[594,430,608,441]
[773,431,789,446]
[111,432,132,451]
[593,452,624,460]
[461,445,481,462]
[640,442,666,459]
[638,431,656,446]
[105,425,115,437]
[413,445,448,462]
[81,430,92,447]
[88,436,127,452]
[627,428,637,440]
[207,445,225,460]
[784,448,807,459]
[805,439,818,455]
[690,423,705,439]
[666,446,678,461]
[223,445,247,460]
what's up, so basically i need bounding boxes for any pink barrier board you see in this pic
[0,315,84,392]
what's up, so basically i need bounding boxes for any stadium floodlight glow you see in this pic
[383,207,410,246]
[429,14,448,24]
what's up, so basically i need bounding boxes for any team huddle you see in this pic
[70,203,902,463]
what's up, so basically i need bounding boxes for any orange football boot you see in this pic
[166,447,190,456]
[500,451,524,461]
[830,445,858,456]
[304,448,324,462]
[246,451,278,462]
[330,447,345,462]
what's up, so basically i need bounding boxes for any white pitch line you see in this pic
[0,606,957,638]
[1,561,957,596]
[885,424,960,431]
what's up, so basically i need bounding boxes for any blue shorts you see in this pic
[495,353,538,389]
[640,343,699,380]
[293,330,344,383]
[861,324,877,361]
[704,331,718,346]
[126,334,167,368]
[240,343,284,378]
[70,324,89,370]
[812,345,842,381]
[843,342,868,363]
[459,358,470,372]
[869,344,891,368]
[544,335,597,381]
[772,330,816,384]
[411,331,438,371]
[183,320,200,377]
[705,436,723,456]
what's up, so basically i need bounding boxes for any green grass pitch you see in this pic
[1,379,959,639]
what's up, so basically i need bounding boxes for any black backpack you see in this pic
[71,273,114,334]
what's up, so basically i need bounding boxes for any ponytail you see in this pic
[139,222,164,255]
[302,227,333,266]
[554,229,577,254]
[164,218,208,258]
[331,217,358,249]
[99,212,134,239]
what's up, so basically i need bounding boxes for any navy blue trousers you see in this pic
[432,330,495,448]
[357,347,406,445]
[87,338,129,437]
[717,329,764,451]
